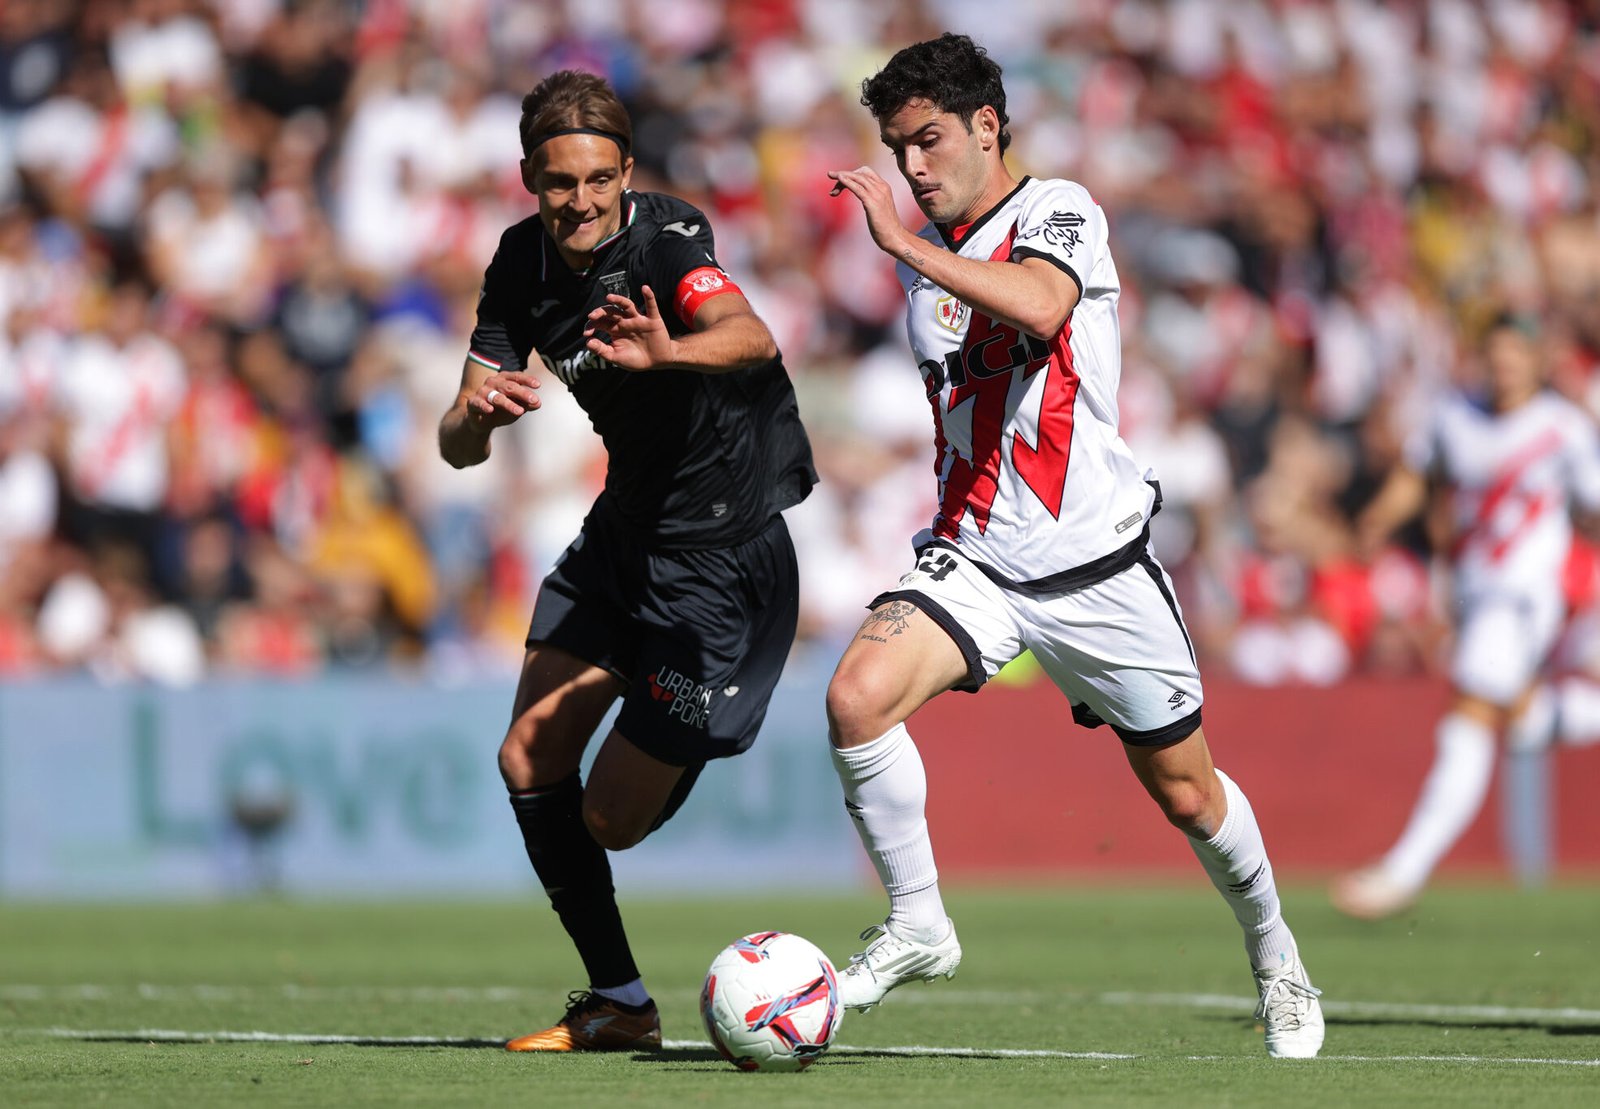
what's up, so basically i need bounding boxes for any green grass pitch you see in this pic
[2,884,1596,1106]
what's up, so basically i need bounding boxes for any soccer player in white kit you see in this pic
[825,34,1323,1058]
[1332,313,1600,920]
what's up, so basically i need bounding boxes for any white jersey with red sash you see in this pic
[1409,389,1600,602]
[899,176,1153,591]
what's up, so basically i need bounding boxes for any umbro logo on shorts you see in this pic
[1168,691,1187,710]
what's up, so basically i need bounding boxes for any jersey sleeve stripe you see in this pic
[467,351,502,370]
[1011,246,1083,297]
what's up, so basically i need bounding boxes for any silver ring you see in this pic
[486,388,501,404]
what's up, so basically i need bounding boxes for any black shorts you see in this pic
[525,499,799,767]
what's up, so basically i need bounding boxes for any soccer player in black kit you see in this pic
[438,70,815,1053]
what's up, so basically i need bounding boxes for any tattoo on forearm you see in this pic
[901,245,929,268]
[857,600,918,643]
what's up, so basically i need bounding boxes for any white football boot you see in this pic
[1253,956,1325,1059]
[837,919,962,1011]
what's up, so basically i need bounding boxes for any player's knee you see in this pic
[1153,778,1222,838]
[582,798,647,852]
[497,728,531,786]
[825,669,897,748]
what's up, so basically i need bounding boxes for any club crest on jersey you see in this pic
[599,271,629,298]
[934,294,969,334]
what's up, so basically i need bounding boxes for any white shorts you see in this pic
[876,543,1204,745]
[1452,588,1565,706]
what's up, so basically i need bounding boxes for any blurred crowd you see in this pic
[3,0,1600,687]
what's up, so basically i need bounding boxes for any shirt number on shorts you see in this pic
[916,551,958,582]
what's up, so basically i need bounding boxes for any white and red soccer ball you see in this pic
[701,931,843,1072]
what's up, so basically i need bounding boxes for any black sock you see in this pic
[508,773,640,989]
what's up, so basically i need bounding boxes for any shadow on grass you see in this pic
[76,1035,508,1049]
[633,1045,1072,1066]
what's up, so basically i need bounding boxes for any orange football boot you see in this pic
[505,990,663,1053]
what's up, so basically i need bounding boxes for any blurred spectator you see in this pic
[144,145,274,325]
[35,538,204,685]
[0,0,73,115]
[14,48,180,251]
[53,277,187,594]
[0,0,1599,684]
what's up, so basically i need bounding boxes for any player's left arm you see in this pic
[828,166,1079,340]
[584,213,778,373]
[583,283,776,374]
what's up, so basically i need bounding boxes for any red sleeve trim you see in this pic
[674,266,743,326]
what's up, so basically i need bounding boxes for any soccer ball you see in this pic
[701,931,843,1072]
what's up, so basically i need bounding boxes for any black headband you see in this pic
[529,127,630,155]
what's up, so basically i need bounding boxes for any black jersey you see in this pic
[468,191,816,549]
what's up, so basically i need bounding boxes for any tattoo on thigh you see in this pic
[857,600,918,644]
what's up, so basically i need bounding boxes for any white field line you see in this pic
[40,1029,1130,1059]
[34,1028,1600,1067]
[1096,991,1600,1024]
[6,984,1599,1026]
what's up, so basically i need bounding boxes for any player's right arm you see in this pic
[1355,465,1428,560]
[439,231,543,469]
[1357,404,1443,559]
[828,166,1080,341]
[437,356,541,469]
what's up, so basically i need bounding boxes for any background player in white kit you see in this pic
[1332,313,1600,920]
[825,34,1323,1058]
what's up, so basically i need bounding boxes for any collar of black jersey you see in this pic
[539,193,639,279]
[934,176,1032,252]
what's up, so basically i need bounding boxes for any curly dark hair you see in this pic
[860,34,1010,154]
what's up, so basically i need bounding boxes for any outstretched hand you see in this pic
[469,370,541,431]
[584,285,676,372]
[828,166,910,255]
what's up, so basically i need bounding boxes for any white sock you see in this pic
[831,723,949,944]
[1555,677,1600,748]
[1188,768,1298,973]
[1506,686,1555,752]
[1381,712,1496,890]
[594,978,651,1008]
